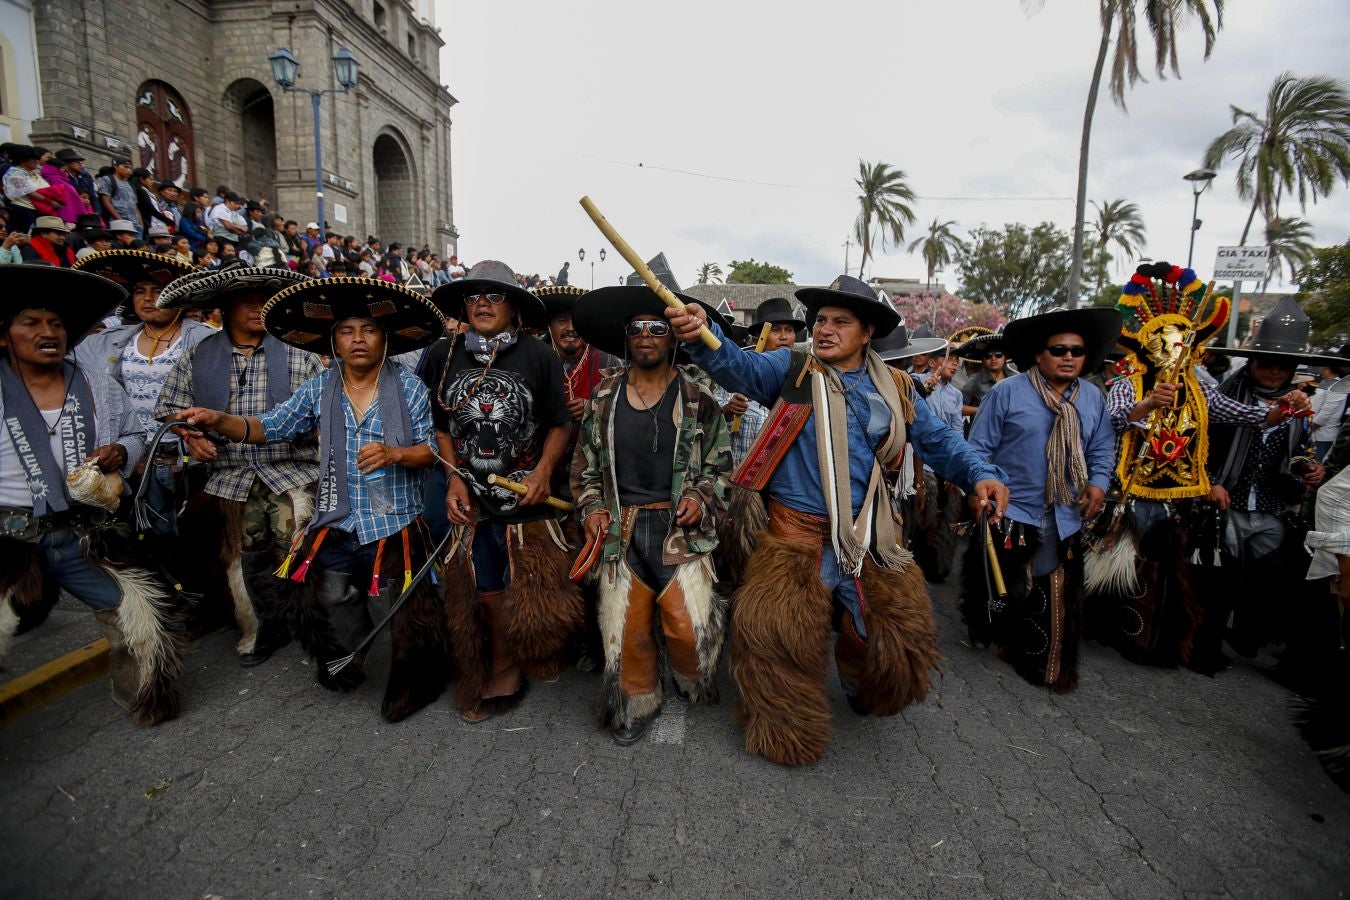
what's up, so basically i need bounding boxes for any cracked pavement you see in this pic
[3,560,1349,899]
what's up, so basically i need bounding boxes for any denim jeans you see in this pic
[471,521,511,592]
[40,529,121,610]
[818,544,867,639]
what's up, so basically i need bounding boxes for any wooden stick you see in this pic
[579,196,721,350]
[487,473,575,512]
[730,322,772,433]
[984,519,1008,597]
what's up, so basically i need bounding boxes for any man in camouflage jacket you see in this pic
[571,302,733,746]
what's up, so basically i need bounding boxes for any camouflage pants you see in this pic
[242,480,301,554]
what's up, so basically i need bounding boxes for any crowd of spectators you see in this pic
[0,142,482,288]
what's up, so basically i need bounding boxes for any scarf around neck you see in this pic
[0,359,96,515]
[191,329,292,413]
[307,359,413,533]
[812,349,914,575]
[1210,368,1301,489]
[466,329,517,364]
[1027,368,1089,507]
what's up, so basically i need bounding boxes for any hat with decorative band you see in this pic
[158,259,309,310]
[262,275,445,356]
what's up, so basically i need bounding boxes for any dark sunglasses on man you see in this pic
[1044,343,1087,358]
[625,320,672,337]
[984,350,1005,359]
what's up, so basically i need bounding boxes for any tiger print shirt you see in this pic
[426,332,570,523]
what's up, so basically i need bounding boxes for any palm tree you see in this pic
[1089,198,1147,293]
[906,219,965,293]
[1048,0,1224,307]
[1204,72,1350,244]
[853,160,916,279]
[1260,216,1316,289]
[695,262,723,285]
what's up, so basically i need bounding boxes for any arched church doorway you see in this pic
[373,131,417,244]
[222,79,277,202]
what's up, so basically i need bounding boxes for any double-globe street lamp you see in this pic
[578,247,606,289]
[268,47,360,241]
[1183,167,1217,268]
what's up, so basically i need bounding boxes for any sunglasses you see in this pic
[625,320,672,337]
[984,351,1005,359]
[1044,344,1087,358]
[466,293,508,306]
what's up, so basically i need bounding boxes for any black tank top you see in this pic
[615,376,678,506]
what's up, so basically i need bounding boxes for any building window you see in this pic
[373,1,386,31]
[135,81,195,187]
[407,33,416,57]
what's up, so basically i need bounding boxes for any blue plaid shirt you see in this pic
[259,366,434,545]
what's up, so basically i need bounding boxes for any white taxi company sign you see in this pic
[1213,245,1270,280]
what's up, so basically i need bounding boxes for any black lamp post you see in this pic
[578,247,606,289]
[1183,168,1217,268]
[269,47,360,240]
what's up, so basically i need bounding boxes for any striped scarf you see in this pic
[1028,368,1088,507]
[812,350,915,574]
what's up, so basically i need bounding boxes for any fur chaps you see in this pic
[731,533,941,766]
[0,534,183,725]
[498,519,586,679]
[714,487,767,591]
[597,557,727,729]
[289,522,451,721]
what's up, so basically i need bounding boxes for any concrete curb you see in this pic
[0,638,109,726]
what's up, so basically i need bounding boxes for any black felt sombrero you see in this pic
[955,331,1008,360]
[1205,297,1348,368]
[1004,307,1123,375]
[72,248,197,289]
[532,284,589,320]
[0,265,128,341]
[870,323,951,363]
[795,274,902,339]
[158,260,308,310]
[262,276,445,355]
[430,260,546,329]
[572,286,731,359]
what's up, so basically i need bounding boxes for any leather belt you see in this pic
[0,505,114,542]
[627,501,672,511]
[765,499,829,543]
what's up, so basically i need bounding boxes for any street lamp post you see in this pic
[268,47,360,242]
[578,247,606,289]
[1183,168,1217,268]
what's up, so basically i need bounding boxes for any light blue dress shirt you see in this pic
[967,371,1115,538]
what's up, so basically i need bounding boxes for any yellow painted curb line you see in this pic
[0,638,110,725]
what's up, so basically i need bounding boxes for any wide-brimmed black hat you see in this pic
[572,285,731,359]
[795,274,902,339]
[533,284,589,320]
[430,260,546,329]
[1004,307,1123,375]
[0,265,127,341]
[263,276,445,356]
[956,330,1008,360]
[1206,297,1348,368]
[753,297,807,330]
[870,321,951,363]
[158,260,308,311]
[72,248,196,289]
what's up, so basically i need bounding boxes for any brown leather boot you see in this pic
[94,609,140,712]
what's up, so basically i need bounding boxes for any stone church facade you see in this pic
[23,0,457,255]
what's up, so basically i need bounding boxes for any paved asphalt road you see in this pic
[4,559,1348,899]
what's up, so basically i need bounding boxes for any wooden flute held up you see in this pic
[487,474,575,512]
[578,196,721,350]
[730,322,772,434]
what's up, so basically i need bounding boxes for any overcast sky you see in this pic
[436,0,1349,293]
